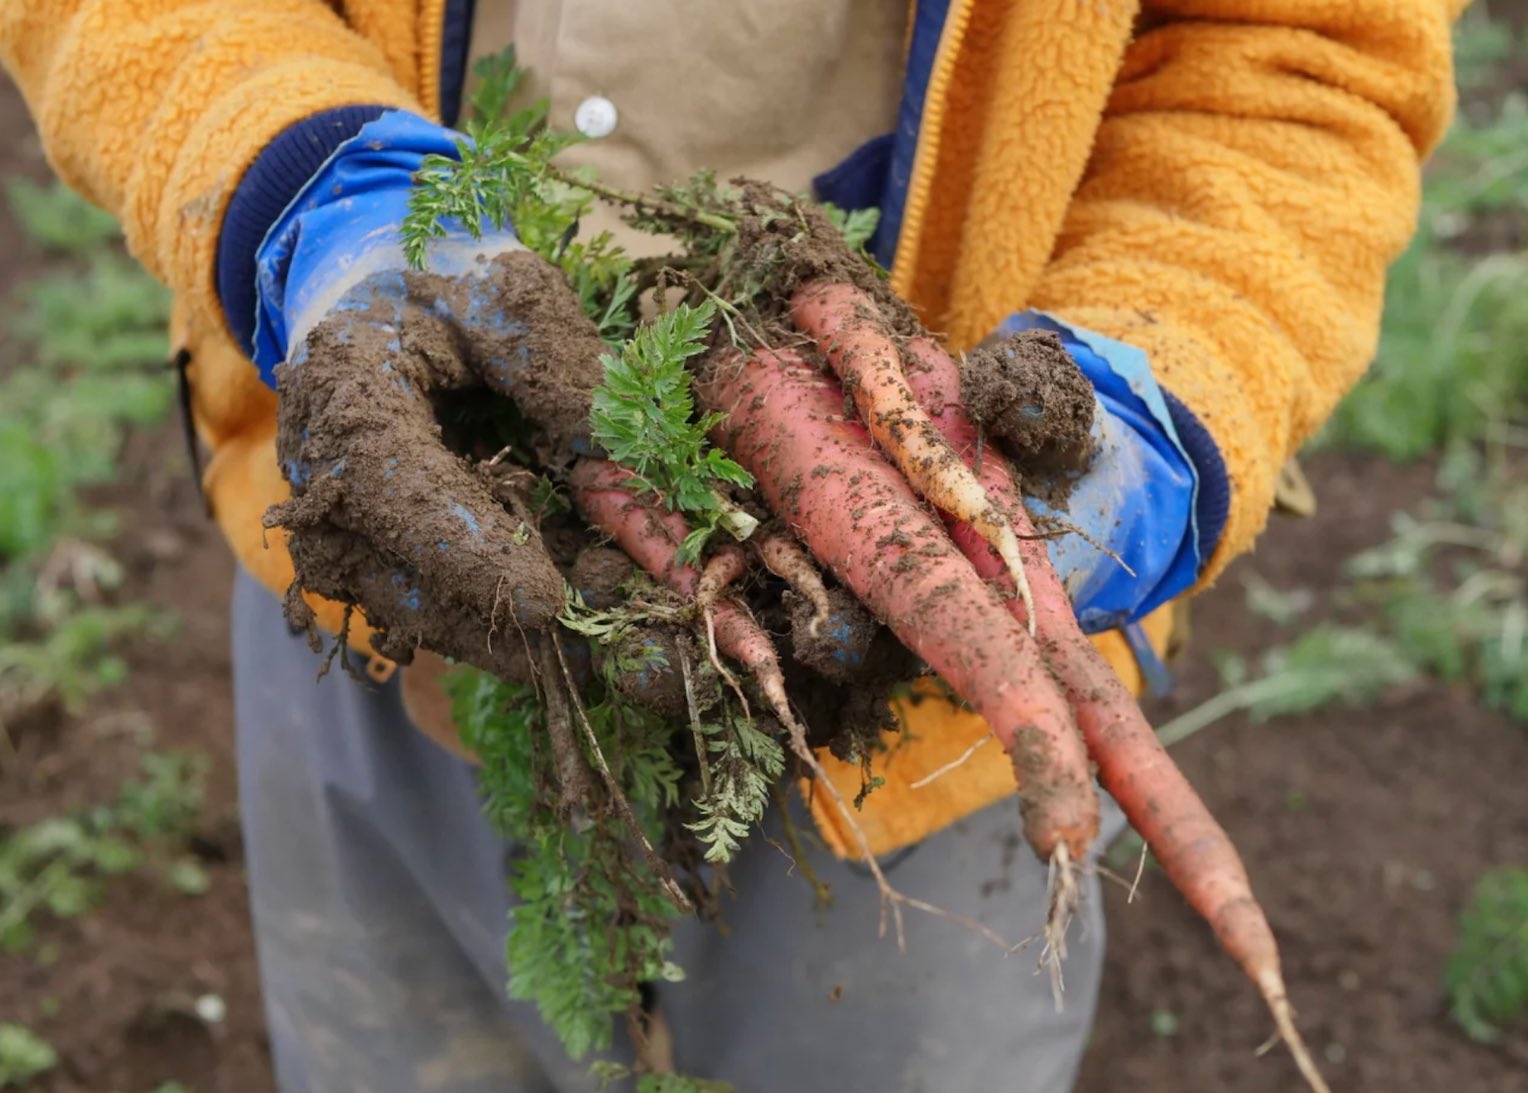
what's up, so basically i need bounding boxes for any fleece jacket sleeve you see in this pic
[0,0,424,346]
[1024,0,1466,586]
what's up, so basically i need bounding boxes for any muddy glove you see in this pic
[248,110,604,677]
[985,312,1226,636]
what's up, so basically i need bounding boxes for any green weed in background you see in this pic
[2,178,119,256]
[0,1022,57,1088]
[0,180,203,1055]
[1447,867,1528,1044]
[0,745,208,953]
[1322,13,1528,460]
[1324,235,1528,461]
[0,180,174,726]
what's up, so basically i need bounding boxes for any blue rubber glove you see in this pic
[250,110,529,380]
[988,312,1207,637]
[240,109,606,680]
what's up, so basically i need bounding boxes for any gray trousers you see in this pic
[231,569,1122,1092]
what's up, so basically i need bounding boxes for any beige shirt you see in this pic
[468,1,909,254]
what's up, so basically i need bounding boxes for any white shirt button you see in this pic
[574,96,618,139]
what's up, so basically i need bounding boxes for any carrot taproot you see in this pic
[570,459,762,668]
[791,282,1036,633]
[900,336,1330,1093]
[696,542,750,611]
[697,348,1098,869]
[754,528,833,638]
[571,457,770,707]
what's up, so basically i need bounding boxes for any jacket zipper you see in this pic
[418,0,447,119]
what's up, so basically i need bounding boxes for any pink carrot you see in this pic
[696,349,1098,865]
[900,337,1328,1093]
[569,458,795,719]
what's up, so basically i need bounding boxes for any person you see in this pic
[1,1,1464,1089]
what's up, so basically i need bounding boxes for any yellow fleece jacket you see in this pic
[0,0,1465,857]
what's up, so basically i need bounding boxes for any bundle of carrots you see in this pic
[570,273,1329,1092]
[360,76,1327,1080]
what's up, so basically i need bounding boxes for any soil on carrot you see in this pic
[960,329,1096,474]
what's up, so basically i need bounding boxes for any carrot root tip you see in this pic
[994,526,1038,635]
[1041,841,1080,1011]
[1259,969,1333,1093]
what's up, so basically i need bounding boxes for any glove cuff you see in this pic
[217,105,392,359]
[1161,388,1231,577]
[248,109,504,383]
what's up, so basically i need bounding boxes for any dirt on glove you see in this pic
[264,251,606,678]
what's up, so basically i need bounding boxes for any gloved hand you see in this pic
[249,110,606,679]
[983,312,1209,637]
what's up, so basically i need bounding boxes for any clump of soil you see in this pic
[571,546,636,608]
[785,588,881,685]
[604,624,697,718]
[779,588,919,762]
[961,330,1096,472]
[264,251,606,679]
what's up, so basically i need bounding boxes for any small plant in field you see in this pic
[0,602,168,719]
[0,173,176,736]
[1154,625,1419,749]
[0,1022,57,1088]
[1171,457,1526,746]
[1323,237,1528,461]
[0,748,207,953]
[1447,866,1528,1044]
[1341,454,1528,726]
[3,178,119,255]
[1240,573,1314,629]
[15,251,172,370]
